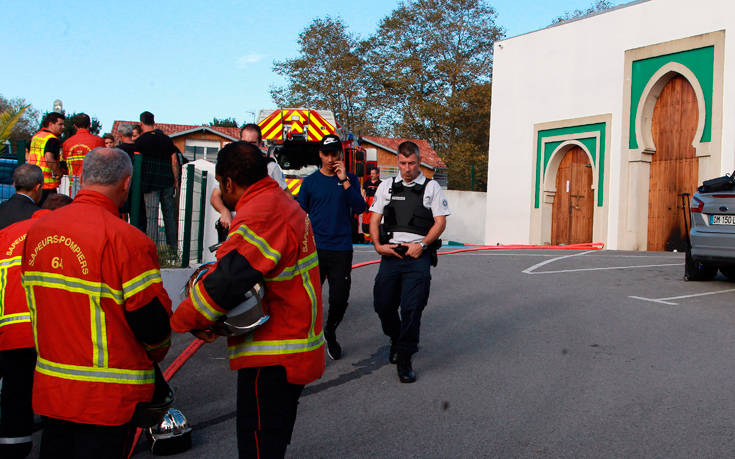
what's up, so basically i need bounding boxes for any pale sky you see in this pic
[2,0,629,133]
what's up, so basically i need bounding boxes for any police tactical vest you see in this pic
[383,178,434,235]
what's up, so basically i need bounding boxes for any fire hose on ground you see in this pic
[128,241,603,456]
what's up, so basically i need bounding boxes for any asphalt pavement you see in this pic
[28,247,735,457]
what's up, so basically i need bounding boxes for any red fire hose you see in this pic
[128,241,603,456]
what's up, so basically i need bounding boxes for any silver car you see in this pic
[686,186,735,280]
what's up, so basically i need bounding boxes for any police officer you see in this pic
[369,141,450,383]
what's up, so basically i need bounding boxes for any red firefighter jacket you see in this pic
[171,176,325,385]
[21,190,172,425]
[62,128,105,177]
[0,210,50,351]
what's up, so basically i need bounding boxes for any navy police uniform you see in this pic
[369,173,450,374]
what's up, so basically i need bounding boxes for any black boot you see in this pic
[324,328,342,360]
[389,340,399,364]
[397,355,416,383]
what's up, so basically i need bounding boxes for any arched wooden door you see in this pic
[551,146,594,245]
[647,75,699,251]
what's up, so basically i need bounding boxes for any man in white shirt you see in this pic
[210,124,288,229]
[369,141,450,383]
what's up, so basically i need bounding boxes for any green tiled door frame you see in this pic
[618,31,725,251]
[529,114,612,246]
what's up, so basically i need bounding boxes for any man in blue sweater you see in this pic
[298,135,366,360]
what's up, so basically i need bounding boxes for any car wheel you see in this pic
[684,249,717,281]
[719,266,735,281]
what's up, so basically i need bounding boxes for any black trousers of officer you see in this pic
[40,417,135,459]
[317,249,353,335]
[0,347,36,459]
[373,250,432,357]
[237,366,304,459]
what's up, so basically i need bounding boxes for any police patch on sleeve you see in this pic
[442,199,448,208]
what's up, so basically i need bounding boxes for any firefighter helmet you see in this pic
[146,408,193,455]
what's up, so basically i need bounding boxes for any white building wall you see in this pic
[485,0,735,248]
[443,190,487,245]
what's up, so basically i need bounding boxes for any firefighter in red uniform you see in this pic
[28,112,65,205]
[171,142,324,458]
[62,113,105,194]
[21,147,173,458]
[0,195,72,459]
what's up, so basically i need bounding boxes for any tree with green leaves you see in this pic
[271,16,375,135]
[209,117,239,128]
[551,0,614,24]
[364,0,503,190]
[0,94,40,144]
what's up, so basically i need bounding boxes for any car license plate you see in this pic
[711,214,735,225]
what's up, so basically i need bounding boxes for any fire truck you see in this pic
[256,108,375,196]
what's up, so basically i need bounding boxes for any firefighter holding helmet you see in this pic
[21,147,173,457]
[171,141,324,458]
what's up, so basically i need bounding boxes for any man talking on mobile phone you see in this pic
[297,135,365,360]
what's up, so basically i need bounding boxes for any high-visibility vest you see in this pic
[0,211,50,351]
[62,128,105,176]
[172,177,325,385]
[21,190,172,425]
[28,130,61,190]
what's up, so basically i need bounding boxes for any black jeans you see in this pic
[236,366,304,459]
[373,251,432,357]
[317,249,353,334]
[0,347,36,459]
[40,417,135,459]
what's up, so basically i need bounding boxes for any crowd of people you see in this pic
[19,111,183,250]
[0,111,451,458]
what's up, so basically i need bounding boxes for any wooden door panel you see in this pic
[647,75,699,251]
[551,147,593,245]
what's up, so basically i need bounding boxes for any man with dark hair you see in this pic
[369,141,450,383]
[62,113,105,194]
[22,147,173,457]
[134,111,179,247]
[172,141,324,458]
[102,133,115,148]
[0,164,43,230]
[210,124,287,231]
[297,134,365,360]
[0,192,72,458]
[132,125,142,141]
[28,112,65,205]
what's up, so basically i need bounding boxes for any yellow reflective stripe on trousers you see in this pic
[191,281,221,322]
[22,272,124,304]
[231,224,281,264]
[35,357,154,384]
[122,269,162,300]
[228,331,324,359]
[0,313,31,327]
[90,297,108,368]
[0,256,21,317]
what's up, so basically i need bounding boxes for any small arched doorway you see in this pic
[551,146,594,245]
[647,75,699,251]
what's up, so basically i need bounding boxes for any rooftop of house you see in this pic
[360,136,447,169]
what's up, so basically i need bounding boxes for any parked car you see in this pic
[686,173,735,280]
[0,143,18,203]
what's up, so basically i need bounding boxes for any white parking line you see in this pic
[534,263,682,274]
[523,250,595,274]
[629,288,735,305]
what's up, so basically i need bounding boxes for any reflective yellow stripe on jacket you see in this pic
[22,271,155,385]
[0,256,23,326]
[228,249,322,359]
